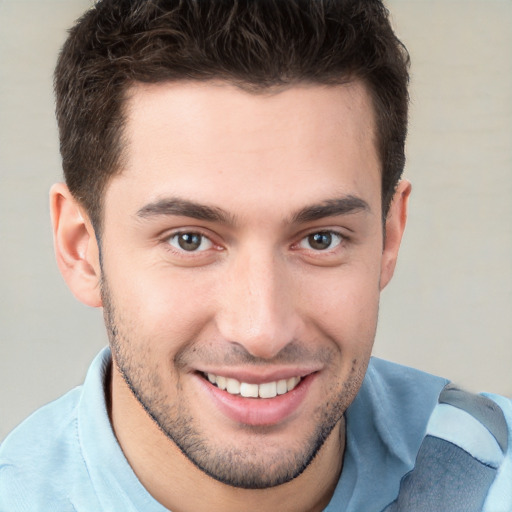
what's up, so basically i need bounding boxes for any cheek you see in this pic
[299,263,381,345]
[106,263,215,351]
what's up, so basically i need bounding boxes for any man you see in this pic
[0,0,510,511]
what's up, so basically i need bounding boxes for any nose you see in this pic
[215,248,301,360]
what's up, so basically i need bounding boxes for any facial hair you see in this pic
[101,276,364,489]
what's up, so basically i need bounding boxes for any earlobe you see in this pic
[380,179,412,290]
[50,183,102,307]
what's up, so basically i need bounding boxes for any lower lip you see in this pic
[197,374,315,426]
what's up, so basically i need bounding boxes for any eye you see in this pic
[168,232,213,252]
[298,231,343,251]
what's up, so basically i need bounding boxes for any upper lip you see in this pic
[194,367,320,384]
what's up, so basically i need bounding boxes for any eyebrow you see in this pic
[136,194,370,225]
[136,198,233,224]
[291,196,370,223]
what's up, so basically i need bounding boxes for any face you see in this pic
[99,81,391,489]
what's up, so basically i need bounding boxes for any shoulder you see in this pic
[366,357,448,390]
[477,392,512,511]
[352,357,450,457]
[0,349,112,511]
[383,385,512,512]
[0,385,82,464]
[0,387,88,510]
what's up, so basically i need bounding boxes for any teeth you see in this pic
[259,381,277,398]
[205,373,301,398]
[276,379,288,395]
[287,376,300,390]
[226,378,241,395]
[240,382,259,398]
[216,375,227,390]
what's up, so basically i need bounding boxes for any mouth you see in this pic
[196,369,318,426]
[203,372,302,399]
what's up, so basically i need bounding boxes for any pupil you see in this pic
[309,232,331,250]
[178,233,201,251]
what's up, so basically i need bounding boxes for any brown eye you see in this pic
[169,232,213,252]
[299,231,342,251]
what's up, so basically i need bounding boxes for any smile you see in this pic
[204,372,302,399]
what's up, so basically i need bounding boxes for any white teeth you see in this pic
[205,373,302,398]
[240,382,259,398]
[259,381,277,398]
[287,377,300,390]
[276,379,288,395]
[216,375,227,390]
[226,378,241,395]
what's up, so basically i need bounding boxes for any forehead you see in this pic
[123,80,377,157]
[107,80,380,219]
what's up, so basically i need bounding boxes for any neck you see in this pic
[110,364,345,512]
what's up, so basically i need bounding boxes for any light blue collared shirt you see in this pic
[1,348,510,511]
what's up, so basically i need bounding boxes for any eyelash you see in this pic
[163,229,347,256]
[296,231,345,252]
[165,231,217,254]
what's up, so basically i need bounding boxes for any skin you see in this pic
[51,81,410,512]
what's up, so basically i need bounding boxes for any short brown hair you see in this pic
[55,0,409,231]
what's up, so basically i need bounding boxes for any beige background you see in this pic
[1,0,511,441]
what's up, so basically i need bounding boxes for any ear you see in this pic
[50,183,102,307]
[379,179,412,290]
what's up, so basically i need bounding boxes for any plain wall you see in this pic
[1,0,511,441]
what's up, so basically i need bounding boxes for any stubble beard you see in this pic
[101,278,365,489]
